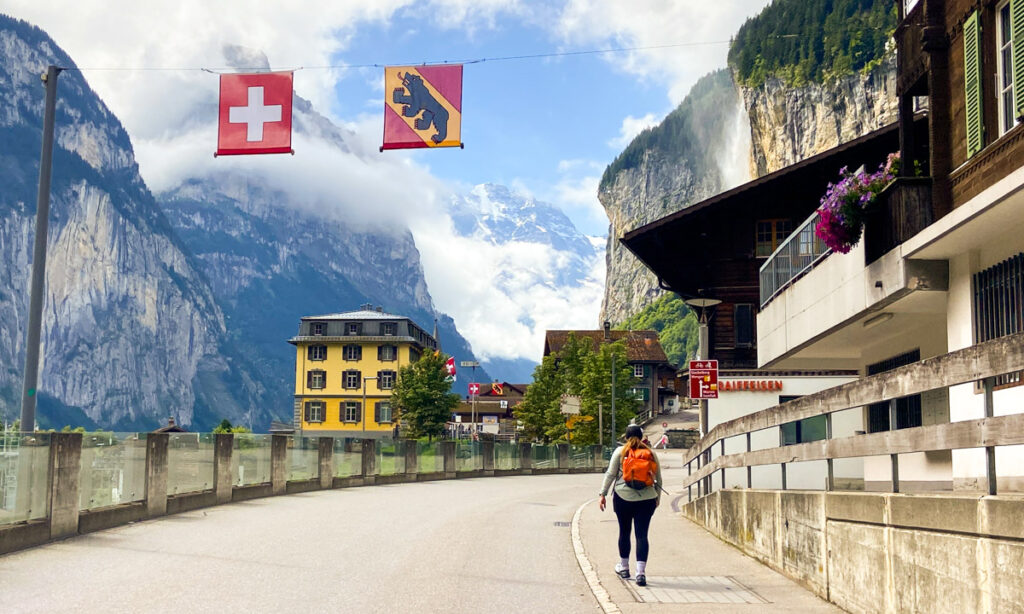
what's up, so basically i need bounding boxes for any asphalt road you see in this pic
[0,474,604,613]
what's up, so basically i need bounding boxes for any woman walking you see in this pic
[598,424,662,586]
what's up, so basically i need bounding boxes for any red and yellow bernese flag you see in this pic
[382,65,463,150]
[491,382,504,396]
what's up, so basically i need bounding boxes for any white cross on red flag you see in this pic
[217,71,293,156]
[468,383,480,396]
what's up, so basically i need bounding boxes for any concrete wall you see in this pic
[682,489,1024,613]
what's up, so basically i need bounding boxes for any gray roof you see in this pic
[302,309,408,321]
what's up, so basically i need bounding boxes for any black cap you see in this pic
[625,424,643,440]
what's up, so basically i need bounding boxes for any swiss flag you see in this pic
[217,71,293,156]
[445,357,456,377]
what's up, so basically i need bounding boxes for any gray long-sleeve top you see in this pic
[599,445,662,504]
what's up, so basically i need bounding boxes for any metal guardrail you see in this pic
[682,332,1024,499]
[759,210,831,307]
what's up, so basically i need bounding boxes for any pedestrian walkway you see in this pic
[574,460,842,613]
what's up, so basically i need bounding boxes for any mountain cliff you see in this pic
[598,69,748,324]
[599,0,898,324]
[0,15,264,429]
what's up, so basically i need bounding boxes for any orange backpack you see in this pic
[622,447,657,489]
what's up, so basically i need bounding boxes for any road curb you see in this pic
[571,498,622,614]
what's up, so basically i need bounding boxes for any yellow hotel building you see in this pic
[289,305,437,438]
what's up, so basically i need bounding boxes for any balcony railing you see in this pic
[864,177,933,264]
[759,211,831,307]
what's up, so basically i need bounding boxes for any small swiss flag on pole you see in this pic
[217,71,293,156]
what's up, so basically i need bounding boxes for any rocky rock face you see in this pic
[599,55,898,325]
[0,16,263,429]
[743,55,897,177]
[599,70,749,325]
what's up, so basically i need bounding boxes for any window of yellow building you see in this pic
[304,401,324,423]
[308,370,326,389]
[344,345,361,361]
[375,401,393,423]
[342,401,362,423]
[342,370,361,389]
[378,370,396,389]
[308,345,327,361]
[379,345,397,361]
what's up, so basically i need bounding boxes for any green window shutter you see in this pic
[1013,0,1024,119]
[965,10,984,158]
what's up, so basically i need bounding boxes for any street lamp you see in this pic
[684,296,721,437]
[362,376,378,435]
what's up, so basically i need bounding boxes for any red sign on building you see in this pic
[688,360,719,399]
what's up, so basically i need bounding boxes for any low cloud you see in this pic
[608,113,659,149]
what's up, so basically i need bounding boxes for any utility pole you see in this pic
[611,352,616,444]
[20,65,62,433]
[684,297,721,437]
[598,401,603,447]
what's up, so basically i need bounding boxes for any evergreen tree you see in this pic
[728,0,896,88]
[391,351,460,441]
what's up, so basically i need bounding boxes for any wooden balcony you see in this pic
[864,177,933,264]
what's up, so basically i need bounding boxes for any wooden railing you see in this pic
[682,332,1024,498]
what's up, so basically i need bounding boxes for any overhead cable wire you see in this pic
[61,39,732,73]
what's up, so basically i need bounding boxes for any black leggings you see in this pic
[612,492,656,561]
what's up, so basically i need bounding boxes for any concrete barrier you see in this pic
[681,489,1024,614]
[0,434,605,556]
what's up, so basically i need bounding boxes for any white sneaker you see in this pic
[614,563,630,579]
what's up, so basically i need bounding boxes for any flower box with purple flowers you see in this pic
[815,153,899,254]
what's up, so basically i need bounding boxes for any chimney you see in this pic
[603,321,611,341]
[167,416,176,427]
[376,306,383,313]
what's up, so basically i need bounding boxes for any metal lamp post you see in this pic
[684,296,721,437]
[20,65,62,432]
[362,376,378,434]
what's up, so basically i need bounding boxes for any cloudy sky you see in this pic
[5,0,770,366]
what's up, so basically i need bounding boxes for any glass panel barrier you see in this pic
[570,445,593,469]
[167,433,215,495]
[456,441,481,472]
[79,432,147,510]
[333,438,363,477]
[494,442,520,470]
[0,433,51,524]
[232,434,272,486]
[288,437,319,481]
[417,441,444,473]
[532,444,558,469]
[377,439,406,476]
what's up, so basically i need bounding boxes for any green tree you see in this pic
[391,351,460,441]
[515,333,641,445]
[618,293,698,366]
[213,419,251,434]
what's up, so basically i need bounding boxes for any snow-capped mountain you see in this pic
[443,184,605,383]
[450,184,601,287]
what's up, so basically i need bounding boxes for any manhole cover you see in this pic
[626,576,769,604]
